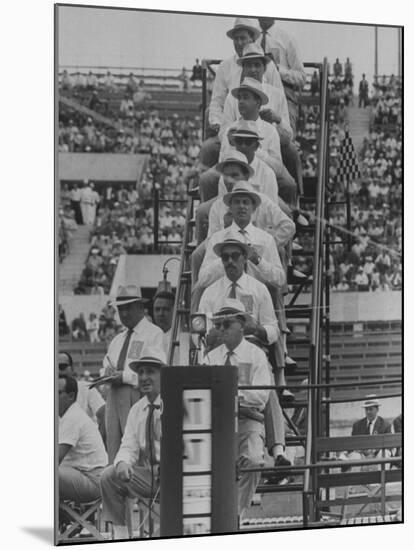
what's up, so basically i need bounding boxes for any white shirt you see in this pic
[59,402,108,471]
[114,394,162,467]
[103,317,164,387]
[222,81,292,140]
[76,381,105,423]
[220,117,283,177]
[256,26,306,89]
[209,182,295,247]
[199,272,279,344]
[209,54,284,127]
[199,221,285,288]
[203,339,271,410]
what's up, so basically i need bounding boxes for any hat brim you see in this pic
[215,158,254,177]
[231,85,269,105]
[113,297,149,307]
[129,358,165,372]
[231,130,263,141]
[226,26,261,41]
[237,54,270,66]
[223,189,261,208]
[211,310,250,322]
[363,402,380,408]
[213,240,250,258]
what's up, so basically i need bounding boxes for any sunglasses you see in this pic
[213,319,239,330]
[221,251,242,262]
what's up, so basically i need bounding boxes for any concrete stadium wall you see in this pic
[59,294,110,325]
[58,153,149,182]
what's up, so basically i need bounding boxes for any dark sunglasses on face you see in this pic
[234,137,257,146]
[214,319,238,330]
[221,251,242,262]
[59,363,70,370]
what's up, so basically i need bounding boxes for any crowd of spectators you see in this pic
[328,75,402,292]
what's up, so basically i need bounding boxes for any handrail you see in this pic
[303,57,330,524]
[167,194,193,365]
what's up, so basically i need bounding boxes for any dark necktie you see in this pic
[145,403,161,464]
[368,421,373,435]
[116,329,134,370]
[228,282,238,299]
[224,350,234,366]
[261,31,267,53]
[238,228,248,243]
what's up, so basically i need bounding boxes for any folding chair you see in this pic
[59,498,105,542]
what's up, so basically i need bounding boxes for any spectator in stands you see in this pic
[100,349,165,540]
[86,71,98,91]
[202,299,271,519]
[59,304,69,337]
[333,58,342,77]
[61,69,73,91]
[358,73,369,108]
[103,285,164,463]
[58,374,107,504]
[310,71,319,96]
[126,73,137,97]
[190,58,203,84]
[103,70,116,90]
[86,313,100,343]
[70,183,83,225]
[153,291,175,357]
[256,17,306,134]
[178,67,189,91]
[71,313,87,340]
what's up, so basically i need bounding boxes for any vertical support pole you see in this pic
[398,28,402,79]
[201,62,207,141]
[153,187,159,253]
[375,26,379,81]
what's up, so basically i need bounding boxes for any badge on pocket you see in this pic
[128,340,144,359]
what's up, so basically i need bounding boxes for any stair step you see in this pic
[285,306,312,318]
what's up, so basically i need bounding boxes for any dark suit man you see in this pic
[351,396,391,436]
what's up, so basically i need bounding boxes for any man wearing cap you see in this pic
[222,43,292,144]
[208,136,295,241]
[202,300,271,518]
[208,17,283,134]
[58,374,108,505]
[256,18,306,134]
[351,396,392,437]
[220,78,297,209]
[339,396,392,469]
[223,43,303,198]
[103,285,164,463]
[198,239,279,346]
[198,182,285,289]
[100,349,165,540]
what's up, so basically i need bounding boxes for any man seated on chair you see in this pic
[100,349,165,540]
[339,395,392,469]
[58,374,108,505]
[202,299,271,519]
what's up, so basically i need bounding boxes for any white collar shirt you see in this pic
[199,221,285,289]
[211,170,295,247]
[257,26,306,89]
[198,272,279,344]
[219,116,283,176]
[221,81,292,140]
[76,380,105,423]
[208,54,284,127]
[203,339,271,410]
[59,402,108,471]
[103,317,164,387]
[114,394,162,467]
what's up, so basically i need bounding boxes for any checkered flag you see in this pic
[336,128,361,186]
